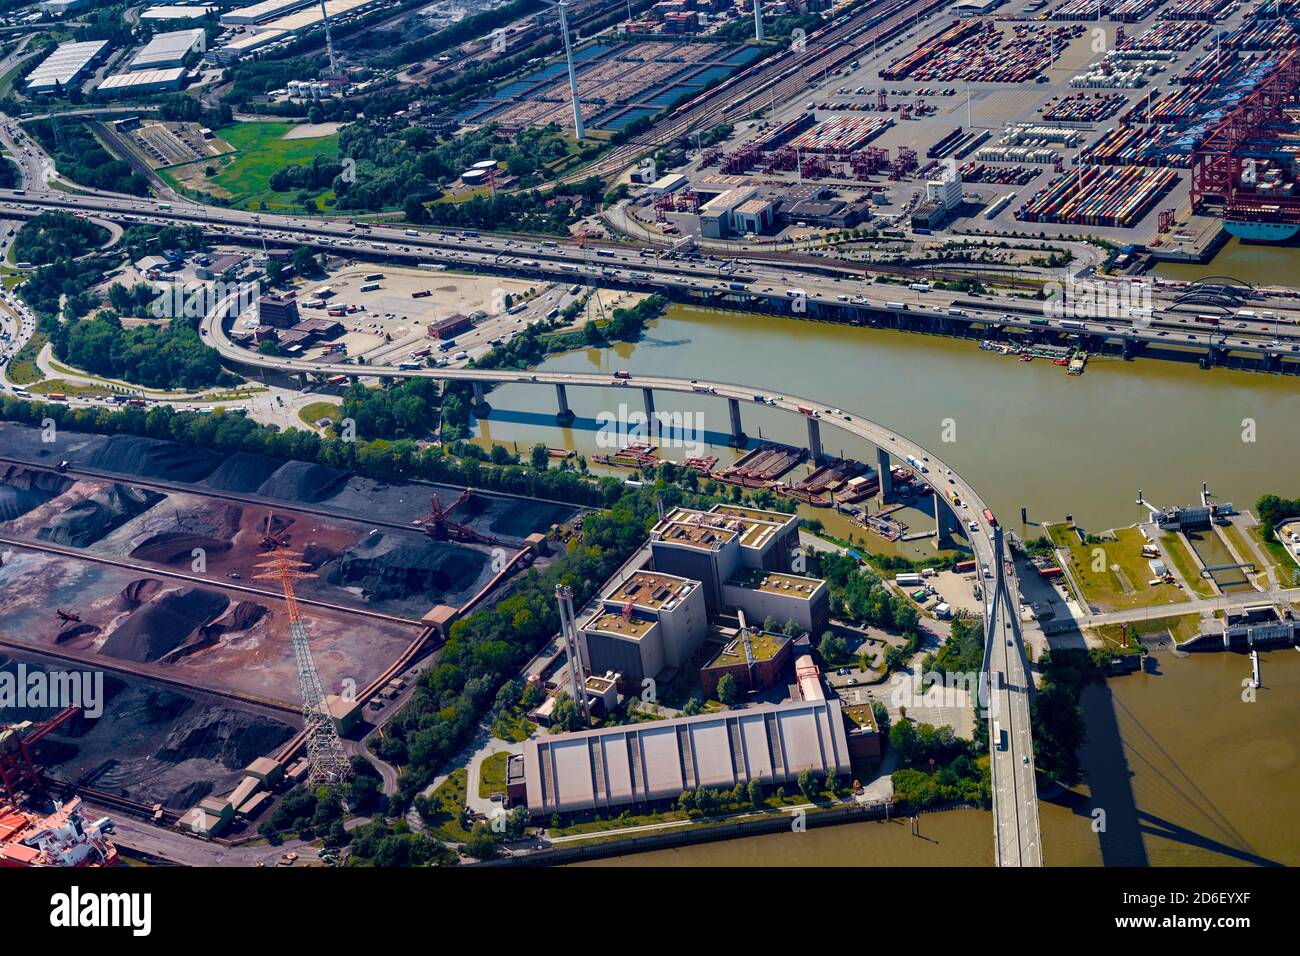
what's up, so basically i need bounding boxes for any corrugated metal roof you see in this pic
[524,699,851,815]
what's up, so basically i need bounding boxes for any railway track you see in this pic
[566,0,946,182]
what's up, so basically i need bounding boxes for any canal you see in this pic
[471,303,1300,866]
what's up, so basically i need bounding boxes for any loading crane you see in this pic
[413,490,499,545]
[0,707,78,804]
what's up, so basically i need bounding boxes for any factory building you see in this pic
[26,40,108,93]
[257,292,300,329]
[427,314,472,339]
[211,29,287,62]
[220,0,314,25]
[38,0,87,14]
[721,568,829,635]
[96,69,188,96]
[580,569,707,684]
[131,28,205,70]
[521,698,852,818]
[140,5,217,20]
[698,626,792,697]
[650,504,799,616]
[697,187,756,239]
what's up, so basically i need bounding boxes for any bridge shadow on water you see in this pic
[1059,670,1282,867]
[473,408,756,451]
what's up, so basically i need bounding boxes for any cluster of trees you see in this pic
[371,489,663,807]
[924,616,984,678]
[120,222,207,264]
[421,178,606,234]
[1256,493,1300,538]
[817,551,921,634]
[28,119,149,196]
[158,95,232,129]
[1030,648,1094,787]
[269,154,347,193]
[339,377,444,441]
[475,296,667,373]
[259,785,345,845]
[50,312,234,391]
[344,819,458,867]
[13,212,109,266]
[716,12,823,43]
[0,157,18,190]
[889,720,991,811]
[106,282,159,316]
[19,257,109,324]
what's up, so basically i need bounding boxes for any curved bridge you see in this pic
[203,300,1045,867]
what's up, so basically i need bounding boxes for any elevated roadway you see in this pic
[3,189,1299,369]
[203,297,1045,865]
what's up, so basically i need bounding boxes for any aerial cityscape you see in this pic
[0,0,1294,903]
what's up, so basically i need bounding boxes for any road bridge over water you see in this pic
[203,300,1045,866]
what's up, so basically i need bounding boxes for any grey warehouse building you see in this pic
[522,698,852,818]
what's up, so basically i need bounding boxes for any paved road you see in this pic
[204,292,1045,865]
[1,189,1299,362]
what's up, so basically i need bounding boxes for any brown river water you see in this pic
[469,303,1300,866]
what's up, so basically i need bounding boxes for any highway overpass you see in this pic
[4,189,1300,372]
[202,293,1046,866]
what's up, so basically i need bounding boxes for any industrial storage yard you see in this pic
[628,0,1300,252]
[0,422,579,813]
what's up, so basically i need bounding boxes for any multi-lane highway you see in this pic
[3,188,1300,369]
[202,291,1045,864]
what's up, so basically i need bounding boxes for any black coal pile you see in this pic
[155,706,295,770]
[203,452,284,494]
[101,586,231,663]
[113,578,165,611]
[37,484,164,548]
[129,503,241,565]
[0,465,73,521]
[88,435,223,482]
[329,533,485,603]
[257,460,347,503]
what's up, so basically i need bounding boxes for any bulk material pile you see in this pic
[1018,166,1178,226]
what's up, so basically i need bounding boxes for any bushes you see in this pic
[50,313,235,391]
[13,212,108,265]
[27,119,149,196]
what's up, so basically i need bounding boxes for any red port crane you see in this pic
[413,490,498,545]
[0,707,78,804]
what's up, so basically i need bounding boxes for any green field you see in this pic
[162,121,338,213]
[1049,524,1189,611]
[7,331,46,385]
[1160,532,1216,598]
[477,752,510,800]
